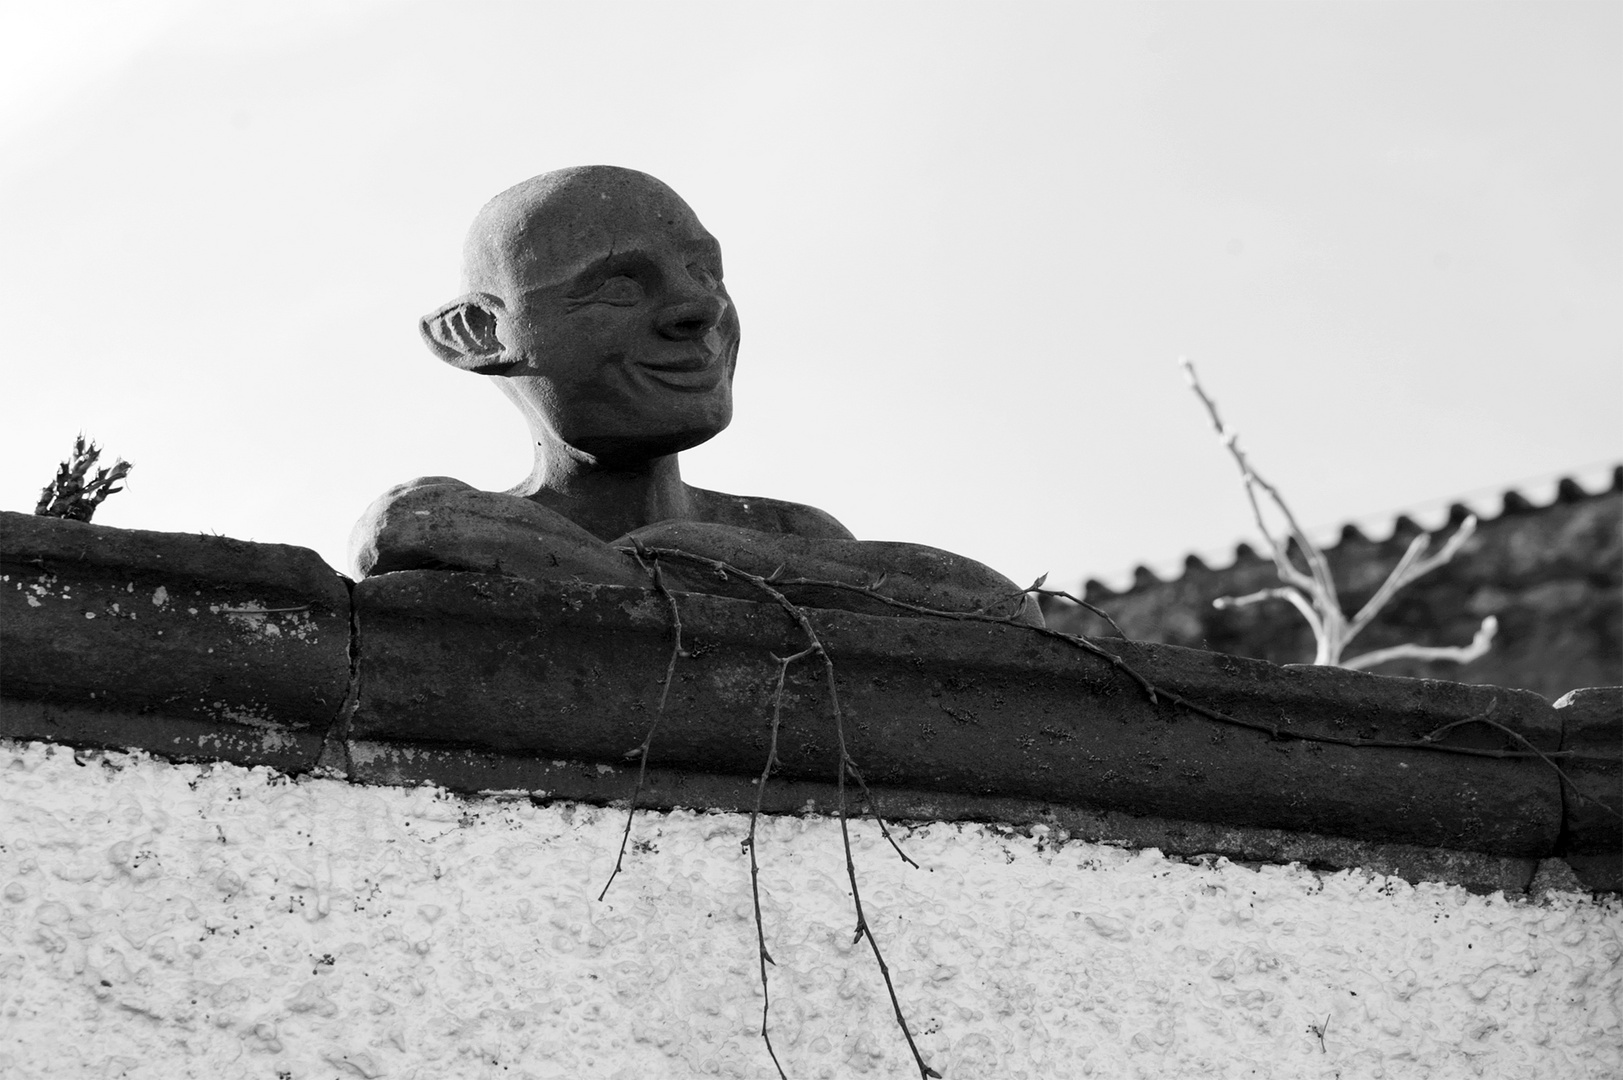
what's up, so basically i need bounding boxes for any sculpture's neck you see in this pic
[519,439,693,541]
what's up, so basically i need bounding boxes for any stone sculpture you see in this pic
[351,166,1040,624]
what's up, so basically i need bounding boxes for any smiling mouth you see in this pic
[635,353,726,391]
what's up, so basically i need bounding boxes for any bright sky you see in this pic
[2,2,1617,591]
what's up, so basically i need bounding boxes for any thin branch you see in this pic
[1180,357,1491,670]
[1250,473,1331,603]
[1419,704,1623,823]
[649,555,1165,705]
[1181,358,1333,604]
[598,559,684,902]
[1408,513,1478,580]
[1342,616,1497,672]
[1347,517,1478,642]
[631,548,925,864]
[1214,586,1326,645]
[1416,699,1499,743]
[745,647,815,1080]
[750,568,1167,703]
[1213,588,1298,610]
[980,583,1035,623]
[599,537,1589,1072]
[831,669,940,1079]
[1028,584,1128,638]
[619,544,936,1077]
[1345,532,1431,640]
[630,553,1591,766]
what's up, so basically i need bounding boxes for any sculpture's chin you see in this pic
[569,411,731,466]
[499,366,736,465]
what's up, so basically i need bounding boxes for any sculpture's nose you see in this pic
[655,292,728,342]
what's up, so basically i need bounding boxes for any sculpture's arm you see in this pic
[349,477,646,586]
[617,520,1044,627]
[350,482,1040,626]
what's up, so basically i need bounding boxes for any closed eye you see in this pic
[569,275,644,308]
[687,263,721,289]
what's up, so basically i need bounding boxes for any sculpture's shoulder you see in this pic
[363,475,478,512]
[688,487,856,541]
[349,476,642,586]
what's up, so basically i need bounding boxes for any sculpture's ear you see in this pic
[419,293,514,375]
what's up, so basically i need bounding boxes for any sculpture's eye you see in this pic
[580,276,644,306]
[687,263,721,289]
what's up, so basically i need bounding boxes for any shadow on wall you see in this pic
[1045,469,1623,701]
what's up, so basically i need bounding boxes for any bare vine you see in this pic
[597,555,683,902]
[602,542,938,1079]
[594,524,1616,1076]
[654,558,1616,808]
[743,646,815,1079]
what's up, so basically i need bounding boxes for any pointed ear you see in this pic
[419,293,514,375]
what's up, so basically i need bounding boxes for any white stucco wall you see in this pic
[0,738,1617,1079]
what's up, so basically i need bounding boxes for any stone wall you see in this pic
[1044,469,1623,702]
[5,510,1619,895]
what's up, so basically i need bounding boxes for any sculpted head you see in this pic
[421,166,739,466]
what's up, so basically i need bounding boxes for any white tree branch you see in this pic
[1214,586,1326,644]
[1182,356,1491,671]
[1347,516,1477,643]
[1182,357,1329,601]
[1346,533,1431,639]
[1341,616,1498,672]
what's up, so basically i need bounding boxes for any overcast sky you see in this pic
[2,1,1617,591]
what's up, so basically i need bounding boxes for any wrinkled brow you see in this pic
[520,236,722,298]
[682,236,722,260]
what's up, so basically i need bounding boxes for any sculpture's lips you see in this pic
[635,353,725,391]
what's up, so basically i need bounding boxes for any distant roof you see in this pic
[1085,464,1622,596]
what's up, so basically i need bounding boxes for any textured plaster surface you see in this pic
[0,740,1617,1080]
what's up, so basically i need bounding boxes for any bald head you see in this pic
[463,166,709,301]
[422,166,740,467]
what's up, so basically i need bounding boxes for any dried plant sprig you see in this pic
[35,434,133,523]
[1180,356,1491,670]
